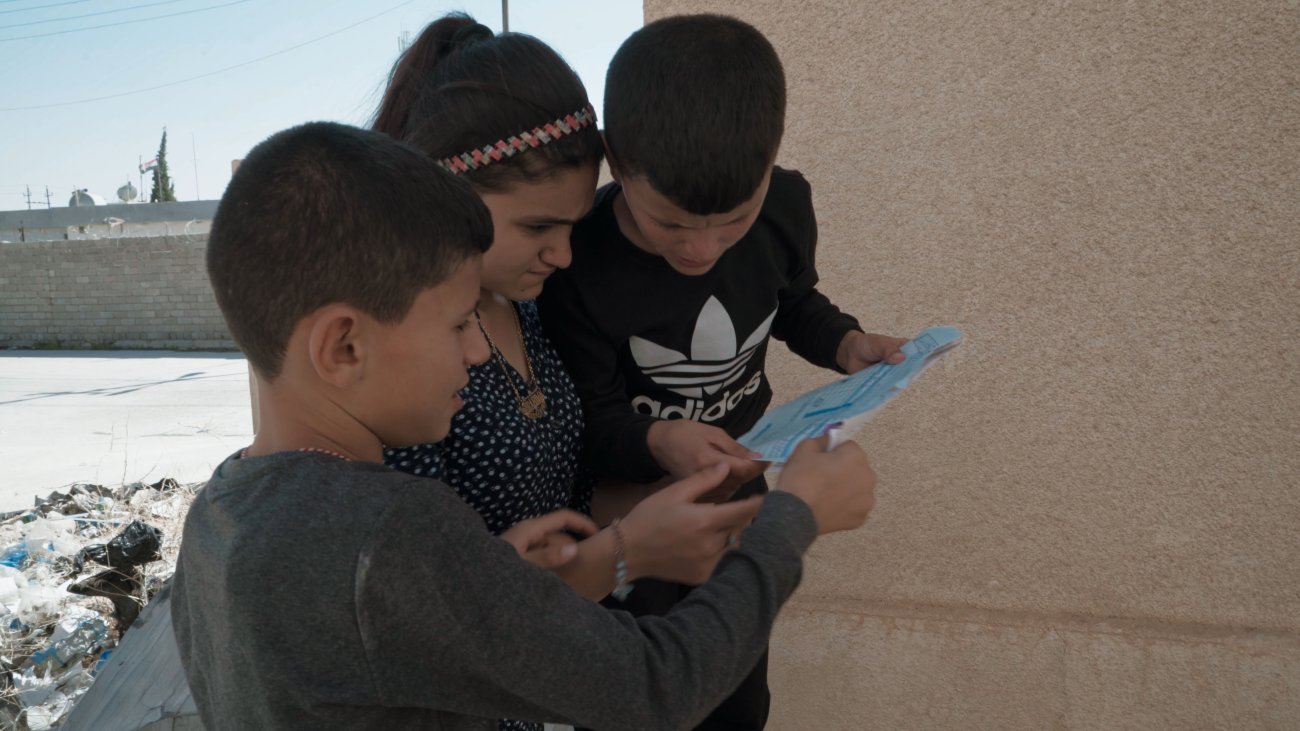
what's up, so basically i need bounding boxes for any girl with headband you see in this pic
[371,16,758,731]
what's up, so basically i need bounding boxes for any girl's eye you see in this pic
[523,223,553,235]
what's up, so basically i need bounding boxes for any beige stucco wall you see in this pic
[645,1,1299,728]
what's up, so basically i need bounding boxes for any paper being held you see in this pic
[738,326,963,463]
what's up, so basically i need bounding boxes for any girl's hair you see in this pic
[372,14,602,191]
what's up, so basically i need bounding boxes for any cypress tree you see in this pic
[150,129,177,202]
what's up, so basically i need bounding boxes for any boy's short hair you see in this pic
[207,122,492,378]
[603,14,786,215]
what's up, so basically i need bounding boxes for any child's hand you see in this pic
[620,463,764,585]
[835,331,908,374]
[500,510,599,570]
[647,419,767,487]
[776,436,876,535]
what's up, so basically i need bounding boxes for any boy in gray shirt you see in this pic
[172,122,878,730]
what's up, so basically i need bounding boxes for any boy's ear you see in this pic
[305,304,366,388]
[602,132,623,184]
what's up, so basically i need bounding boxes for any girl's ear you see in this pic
[305,304,366,388]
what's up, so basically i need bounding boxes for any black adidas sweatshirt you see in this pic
[538,167,862,483]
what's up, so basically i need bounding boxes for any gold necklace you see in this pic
[477,303,547,420]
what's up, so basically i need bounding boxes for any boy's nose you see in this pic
[678,229,728,260]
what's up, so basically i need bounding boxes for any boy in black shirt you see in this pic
[173,121,882,730]
[538,14,908,730]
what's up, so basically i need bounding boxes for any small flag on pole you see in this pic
[139,158,159,174]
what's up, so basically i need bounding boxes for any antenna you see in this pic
[502,0,508,31]
[24,185,32,210]
[192,132,200,200]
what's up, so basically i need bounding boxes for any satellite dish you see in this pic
[117,181,138,203]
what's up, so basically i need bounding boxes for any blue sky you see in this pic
[0,0,642,210]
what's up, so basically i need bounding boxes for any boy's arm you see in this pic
[547,466,762,599]
[769,173,864,372]
[360,483,818,731]
[538,270,665,482]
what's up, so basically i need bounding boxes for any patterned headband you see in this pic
[437,106,597,174]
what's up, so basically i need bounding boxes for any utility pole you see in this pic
[43,186,52,208]
[501,0,508,31]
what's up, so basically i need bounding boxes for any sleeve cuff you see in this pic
[824,320,864,374]
[753,491,818,556]
[610,416,669,483]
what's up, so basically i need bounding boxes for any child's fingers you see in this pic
[522,537,580,570]
[790,434,831,459]
[501,510,598,555]
[659,462,730,502]
[696,484,741,504]
[699,495,764,532]
[713,435,761,460]
[724,457,766,483]
[530,509,599,538]
[881,336,909,363]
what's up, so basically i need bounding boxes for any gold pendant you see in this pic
[519,385,547,420]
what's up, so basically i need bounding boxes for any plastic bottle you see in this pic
[28,617,108,673]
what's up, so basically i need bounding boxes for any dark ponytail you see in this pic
[372,13,602,191]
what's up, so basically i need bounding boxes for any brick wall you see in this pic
[0,234,232,349]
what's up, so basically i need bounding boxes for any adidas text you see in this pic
[631,371,763,422]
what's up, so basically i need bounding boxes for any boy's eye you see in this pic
[522,223,553,235]
[457,308,481,332]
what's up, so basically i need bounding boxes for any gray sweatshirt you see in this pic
[172,452,816,731]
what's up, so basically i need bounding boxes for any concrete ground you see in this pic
[0,351,253,513]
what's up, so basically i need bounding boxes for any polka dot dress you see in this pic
[384,301,590,731]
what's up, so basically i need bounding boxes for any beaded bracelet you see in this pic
[609,518,633,601]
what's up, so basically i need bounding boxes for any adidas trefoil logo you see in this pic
[628,297,775,422]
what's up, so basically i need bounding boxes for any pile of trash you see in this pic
[0,479,196,731]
